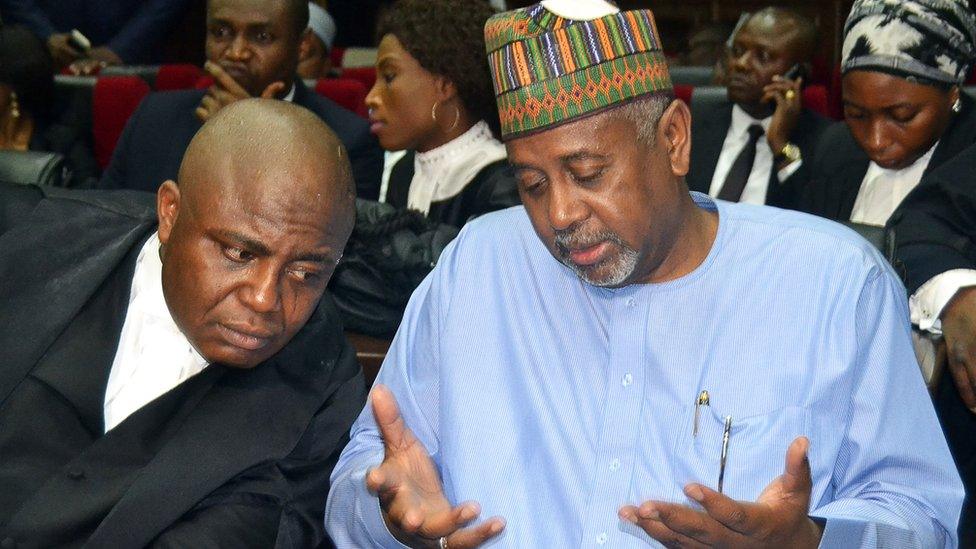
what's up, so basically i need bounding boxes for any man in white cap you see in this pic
[298,2,338,80]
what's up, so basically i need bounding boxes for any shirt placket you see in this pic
[580,291,645,547]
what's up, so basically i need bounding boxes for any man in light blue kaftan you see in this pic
[324,2,963,548]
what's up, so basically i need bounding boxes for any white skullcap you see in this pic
[308,2,337,51]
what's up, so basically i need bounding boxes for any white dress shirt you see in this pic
[407,120,507,215]
[849,143,936,227]
[103,233,209,432]
[707,105,801,205]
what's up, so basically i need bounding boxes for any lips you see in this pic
[567,241,610,266]
[368,118,386,135]
[219,63,250,83]
[216,323,275,351]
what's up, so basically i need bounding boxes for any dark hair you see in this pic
[376,0,501,137]
[287,0,310,37]
[0,25,54,121]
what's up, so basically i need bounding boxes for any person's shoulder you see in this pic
[40,186,157,222]
[722,201,889,271]
[441,206,533,260]
[138,89,207,113]
[295,86,369,135]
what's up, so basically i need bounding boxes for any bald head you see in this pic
[156,98,357,368]
[179,98,354,210]
[745,7,817,62]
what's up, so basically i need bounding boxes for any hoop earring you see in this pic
[431,101,439,122]
[449,105,460,131]
[9,91,19,119]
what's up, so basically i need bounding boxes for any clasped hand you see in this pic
[195,61,286,122]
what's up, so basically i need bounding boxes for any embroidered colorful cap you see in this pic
[485,2,673,140]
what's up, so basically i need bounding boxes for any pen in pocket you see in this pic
[717,415,732,493]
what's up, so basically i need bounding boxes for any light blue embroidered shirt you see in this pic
[326,194,963,548]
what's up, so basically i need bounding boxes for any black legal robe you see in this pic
[0,184,365,548]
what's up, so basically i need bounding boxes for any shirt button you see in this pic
[67,468,85,480]
[596,532,608,545]
[626,298,635,307]
[622,373,633,387]
[609,458,621,471]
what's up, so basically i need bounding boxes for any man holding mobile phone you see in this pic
[0,0,194,70]
[686,7,830,209]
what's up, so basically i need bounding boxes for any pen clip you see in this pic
[693,390,710,437]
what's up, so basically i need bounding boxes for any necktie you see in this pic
[718,125,765,202]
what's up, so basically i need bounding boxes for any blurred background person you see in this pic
[686,7,828,209]
[0,0,193,71]
[799,0,976,226]
[0,25,97,186]
[367,0,517,227]
[297,1,338,80]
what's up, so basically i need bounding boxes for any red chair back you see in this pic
[801,85,834,119]
[340,66,377,94]
[330,46,346,68]
[315,78,368,117]
[674,84,693,105]
[155,64,205,91]
[92,76,151,169]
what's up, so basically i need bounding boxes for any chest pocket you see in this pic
[672,403,811,503]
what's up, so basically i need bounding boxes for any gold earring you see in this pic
[449,105,460,131]
[431,101,439,122]
[9,91,19,119]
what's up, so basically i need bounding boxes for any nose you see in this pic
[240,263,282,314]
[365,79,381,111]
[547,180,589,232]
[864,120,891,157]
[730,49,750,71]
[225,34,251,61]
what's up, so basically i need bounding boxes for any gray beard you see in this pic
[554,227,640,287]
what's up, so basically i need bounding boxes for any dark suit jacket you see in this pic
[888,146,976,547]
[799,95,976,222]
[386,152,520,228]
[0,0,192,63]
[687,100,829,209]
[97,79,384,200]
[0,184,365,548]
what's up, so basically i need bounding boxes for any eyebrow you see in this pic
[562,152,610,163]
[214,230,334,264]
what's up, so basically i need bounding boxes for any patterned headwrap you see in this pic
[484,3,672,140]
[842,0,976,86]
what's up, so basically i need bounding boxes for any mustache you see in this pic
[553,226,624,255]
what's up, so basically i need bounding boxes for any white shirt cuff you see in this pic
[776,159,803,183]
[909,269,976,333]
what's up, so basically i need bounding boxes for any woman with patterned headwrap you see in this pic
[798,0,976,226]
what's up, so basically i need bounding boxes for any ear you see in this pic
[432,74,458,103]
[298,29,314,61]
[156,180,181,246]
[950,85,961,108]
[659,98,692,177]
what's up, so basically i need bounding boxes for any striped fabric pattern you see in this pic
[485,3,673,139]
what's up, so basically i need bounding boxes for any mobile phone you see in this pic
[782,63,806,82]
[67,29,91,54]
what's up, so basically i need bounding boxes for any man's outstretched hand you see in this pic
[367,385,505,548]
[620,437,822,548]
